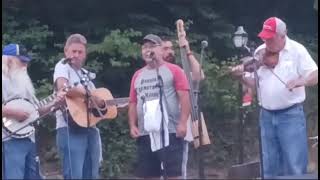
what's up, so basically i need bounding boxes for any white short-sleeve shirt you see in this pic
[253,37,318,110]
[53,59,96,129]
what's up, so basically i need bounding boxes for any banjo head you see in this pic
[3,98,39,138]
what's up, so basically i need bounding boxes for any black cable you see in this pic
[2,120,6,179]
[155,67,168,180]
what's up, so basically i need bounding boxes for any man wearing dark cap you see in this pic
[2,43,66,179]
[128,34,191,179]
[230,17,318,178]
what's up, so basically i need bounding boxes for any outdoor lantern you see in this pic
[233,26,248,48]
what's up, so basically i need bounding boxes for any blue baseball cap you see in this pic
[2,43,31,63]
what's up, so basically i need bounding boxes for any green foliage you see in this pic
[3,0,318,178]
[97,112,137,178]
[87,29,142,71]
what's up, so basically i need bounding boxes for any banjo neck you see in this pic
[34,84,72,110]
[35,94,56,110]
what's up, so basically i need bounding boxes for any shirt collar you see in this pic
[282,36,291,52]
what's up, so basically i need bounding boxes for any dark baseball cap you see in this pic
[2,43,31,63]
[142,34,162,45]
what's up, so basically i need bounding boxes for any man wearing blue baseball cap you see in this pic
[2,43,32,63]
[2,43,66,179]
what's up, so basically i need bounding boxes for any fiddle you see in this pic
[241,49,280,73]
[261,49,279,68]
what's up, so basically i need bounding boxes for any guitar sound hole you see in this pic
[91,108,108,117]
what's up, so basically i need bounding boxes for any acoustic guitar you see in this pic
[66,87,129,127]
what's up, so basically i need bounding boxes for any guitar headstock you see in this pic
[176,19,186,41]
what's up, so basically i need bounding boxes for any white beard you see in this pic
[7,69,36,100]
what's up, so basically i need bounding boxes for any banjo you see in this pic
[2,85,71,139]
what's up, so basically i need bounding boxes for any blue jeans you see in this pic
[56,127,101,179]
[259,104,308,178]
[3,138,42,180]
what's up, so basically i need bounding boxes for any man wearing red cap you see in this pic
[231,17,318,178]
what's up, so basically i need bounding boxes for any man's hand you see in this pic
[286,78,305,91]
[3,106,30,122]
[53,90,67,107]
[230,64,244,78]
[89,95,105,109]
[10,109,30,122]
[130,125,140,139]
[176,122,187,138]
[178,37,191,52]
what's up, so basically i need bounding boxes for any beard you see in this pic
[8,68,36,99]
[164,54,175,63]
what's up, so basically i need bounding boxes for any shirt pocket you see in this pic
[279,60,298,81]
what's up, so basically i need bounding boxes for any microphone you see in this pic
[62,58,72,64]
[146,51,155,63]
[141,95,146,103]
[201,40,208,49]
[87,72,96,80]
[80,69,96,85]
[148,51,155,58]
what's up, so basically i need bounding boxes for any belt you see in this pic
[262,103,302,113]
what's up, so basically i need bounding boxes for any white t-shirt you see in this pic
[254,37,318,110]
[53,59,103,163]
[53,59,96,129]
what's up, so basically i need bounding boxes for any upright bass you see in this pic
[176,19,211,148]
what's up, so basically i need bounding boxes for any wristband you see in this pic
[187,51,193,57]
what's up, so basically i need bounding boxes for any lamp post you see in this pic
[232,26,249,164]
[233,26,250,53]
[232,26,264,179]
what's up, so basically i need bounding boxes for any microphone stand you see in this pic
[154,60,168,180]
[179,43,206,179]
[34,117,43,178]
[71,66,104,128]
[246,46,264,179]
[194,43,207,179]
[253,59,264,180]
[69,64,104,178]
[2,120,6,179]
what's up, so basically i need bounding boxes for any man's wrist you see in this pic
[187,51,193,57]
[129,123,137,128]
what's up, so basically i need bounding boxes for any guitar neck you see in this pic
[105,97,129,107]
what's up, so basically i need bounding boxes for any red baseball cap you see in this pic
[258,17,286,40]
